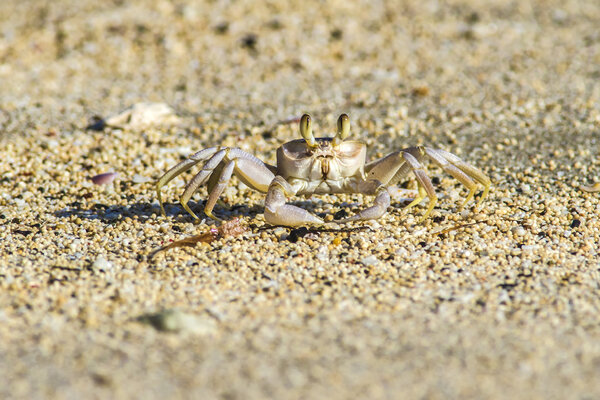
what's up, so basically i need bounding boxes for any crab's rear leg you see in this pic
[157,146,275,220]
[264,176,324,227]
[156,147,220,216]
[199,160,235,221]
[179,149,275,220]
[422,148,491,207]
[202,153,276,220]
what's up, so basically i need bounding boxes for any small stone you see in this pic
[316,246,329,261]
[511,226,526,237]
[14,198,26,208]
[273,227,287,236]
[132,174,152,184]
[137,309,217,335]
[91,255,113,271]
[360,255,379,266]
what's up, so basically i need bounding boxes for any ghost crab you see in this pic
[156,114,491,227]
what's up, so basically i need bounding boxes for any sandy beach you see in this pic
[1,0,599,398]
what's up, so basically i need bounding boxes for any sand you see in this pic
[1,0,599,398]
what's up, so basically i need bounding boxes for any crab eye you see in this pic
[300,113,317,147]
[333,113,350,146]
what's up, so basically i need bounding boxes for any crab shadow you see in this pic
[52,200,267,224]
[152,198,338,222]
[54,201,159,223]
[53,197,354,225]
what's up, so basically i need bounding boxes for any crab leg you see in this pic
[365,151,409,185]
[202,160,235,221]
[156,146,276,220]
[179,149,229,219]
[183,149,276,220]
[339,180,391,223]
[156,147,220,216]
[366,151,438,221]
[424,148,491,206]
[203,155,276,220]
[226,149,276,193]
[264,176,324,227]
[401,152,438,220]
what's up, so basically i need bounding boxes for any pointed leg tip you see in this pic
[415,211,430,225]
[204,211,223,222]
[473,186,490,210]
[474,197,486,210]
[309,216,325,225]
[158,202,167,218]
[460,188,476,208]
[419,197,437,222]
[404,197,423,211]
[181,201,200,221]
[417,214,431,224]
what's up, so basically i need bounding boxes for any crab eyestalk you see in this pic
[332,113,350,146]
[300,114,317,148]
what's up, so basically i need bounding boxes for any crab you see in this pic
[156,114,491,227]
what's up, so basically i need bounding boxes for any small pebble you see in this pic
[512,226,527,237]
[360,255,379,266]
[137,309,217,335]
[91,255,113,271]
[132,174,152,184]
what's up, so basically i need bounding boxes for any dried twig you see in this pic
[151,218,247,257]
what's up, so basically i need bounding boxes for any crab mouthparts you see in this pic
[321,158,330,176]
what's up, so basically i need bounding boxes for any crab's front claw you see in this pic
[264,176,324,227]
[264,203,324,227]
[338,183,391,224]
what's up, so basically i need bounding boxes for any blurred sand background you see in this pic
[1,0,600,398]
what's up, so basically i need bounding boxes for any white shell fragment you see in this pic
[132,174,152,184]
[105,102,180,129]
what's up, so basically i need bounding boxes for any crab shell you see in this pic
[277,138,367,193]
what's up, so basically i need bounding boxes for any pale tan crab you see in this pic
[156,114,491,227]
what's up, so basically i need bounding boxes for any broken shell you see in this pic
[104,102,179,129]
[91,172,118,185]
